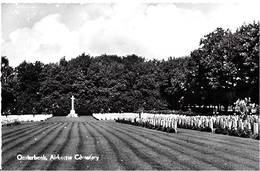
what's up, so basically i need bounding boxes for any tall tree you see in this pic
[1,56,16,114]
[15,61,44,114]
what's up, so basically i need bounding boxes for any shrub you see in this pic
[237,128,252,138]
[252,134,259,140]
[6,121,21,126]
[228,128,239,137]
[166,127,177,133]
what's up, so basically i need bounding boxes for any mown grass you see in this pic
[2,116,259,170]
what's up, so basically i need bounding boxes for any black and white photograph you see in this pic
[1,0,259,170]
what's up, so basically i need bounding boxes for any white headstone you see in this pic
[228,121,232,129]
[253,123,258,134]
[209,119,213,132]
[233,120,237,130]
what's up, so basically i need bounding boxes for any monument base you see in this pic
[67,110,78,118]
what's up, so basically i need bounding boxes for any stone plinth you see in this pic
[67,109,78,118]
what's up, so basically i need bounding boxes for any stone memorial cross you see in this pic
[67,95,78,118]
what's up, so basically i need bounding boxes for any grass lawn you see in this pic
[2,116,259,170]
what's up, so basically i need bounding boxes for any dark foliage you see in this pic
[5,121,21,126]
[1,22,259,116]
[214,126,259,140]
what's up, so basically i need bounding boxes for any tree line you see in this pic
[1,21,259,116]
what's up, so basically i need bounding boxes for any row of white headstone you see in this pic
[93,113,259,135]
[177,117,214,130]
[92,113,179,120]
[177,115,259,134]
[93,113,139,120]
[143,117,178,130]
[117,116,178,131]
[1,114,53,124]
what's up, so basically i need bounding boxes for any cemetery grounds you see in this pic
[1,116,259,170]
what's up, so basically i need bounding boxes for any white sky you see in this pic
[1,1,260,67]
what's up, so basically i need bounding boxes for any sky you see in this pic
[1,1,260,67]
